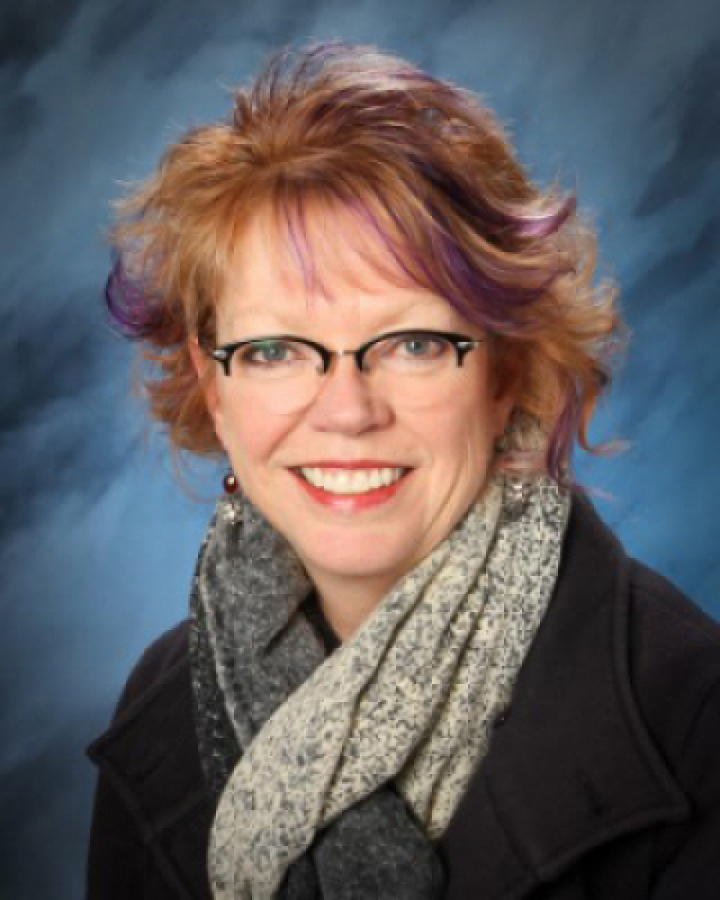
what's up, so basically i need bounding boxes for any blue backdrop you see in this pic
[1,1,719,896]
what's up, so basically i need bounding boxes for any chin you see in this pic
[300,539,415,583]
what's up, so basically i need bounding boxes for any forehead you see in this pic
[217,206,462,331]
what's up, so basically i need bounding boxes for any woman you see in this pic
[86,43,720,899]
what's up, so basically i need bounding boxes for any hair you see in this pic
[106,41,625,484]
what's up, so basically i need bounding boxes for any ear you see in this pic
[494,394,516,444]
[490,357,521,440]
[187,335,220,424]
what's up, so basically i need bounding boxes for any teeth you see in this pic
[299,467,405,494]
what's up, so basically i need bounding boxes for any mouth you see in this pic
[292,465,411,495]
[288,463,414,511]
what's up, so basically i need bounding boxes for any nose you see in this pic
[304,354,393,434]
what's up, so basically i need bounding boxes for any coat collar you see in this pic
[88,491,691,900]
[438,490,691,899]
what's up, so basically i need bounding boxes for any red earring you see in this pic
[223,472,238,494]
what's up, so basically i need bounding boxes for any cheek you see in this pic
[435,407,502,496]
[215,391,289,472]
[212,388,234,455]
[426,389,498,457]
[213,387,253,460]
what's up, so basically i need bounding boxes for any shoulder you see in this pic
[111,620,192,721]
[87,620,196,771]
[616,559,720,888]
[625,556,720,768]
[627,557,720,667]
[86,619,215,900]
[567,489,720,691]
[628,556,720,637]
[86,618,208,832]
[559,489,720,787]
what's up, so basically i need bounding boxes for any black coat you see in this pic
[86,492,720,898]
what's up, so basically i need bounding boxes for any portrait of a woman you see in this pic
[86,43,720,899]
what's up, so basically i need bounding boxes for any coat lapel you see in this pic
[438,492,691,899]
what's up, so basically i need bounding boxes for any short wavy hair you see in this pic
[106,41,625,483]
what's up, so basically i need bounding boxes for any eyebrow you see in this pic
[230,326,443,340]
[221,297,458,335]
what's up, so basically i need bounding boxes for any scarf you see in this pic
[189,469,570,899]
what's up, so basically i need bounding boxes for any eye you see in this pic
[391,334,449,360]
[239,339,301,366]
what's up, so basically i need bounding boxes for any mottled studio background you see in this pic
[1,0,719,896]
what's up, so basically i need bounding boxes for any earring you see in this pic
[223,472,238,494]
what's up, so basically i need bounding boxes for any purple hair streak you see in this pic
[105,257,166,341]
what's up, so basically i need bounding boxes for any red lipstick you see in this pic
[289,466,412,513]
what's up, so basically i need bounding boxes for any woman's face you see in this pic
[193,213,515,601]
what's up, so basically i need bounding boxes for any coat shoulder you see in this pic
[618,559,720,895]
[628,557,720,647]
[626,557,720,762]
[111,620,192,721]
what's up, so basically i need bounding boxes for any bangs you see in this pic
[240,173,574,338]
[232,179,434,309]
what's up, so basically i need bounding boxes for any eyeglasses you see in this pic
[210,328,484,414]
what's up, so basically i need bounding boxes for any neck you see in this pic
[309,572,397,642]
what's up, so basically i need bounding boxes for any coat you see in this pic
[85,491,720,898]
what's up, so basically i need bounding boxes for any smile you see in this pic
[289,465,413,512]
[298,467,406,494]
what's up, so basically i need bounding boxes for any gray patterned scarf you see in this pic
[189,470,570,899]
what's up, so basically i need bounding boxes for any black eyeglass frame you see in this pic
[210,329,483,376]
